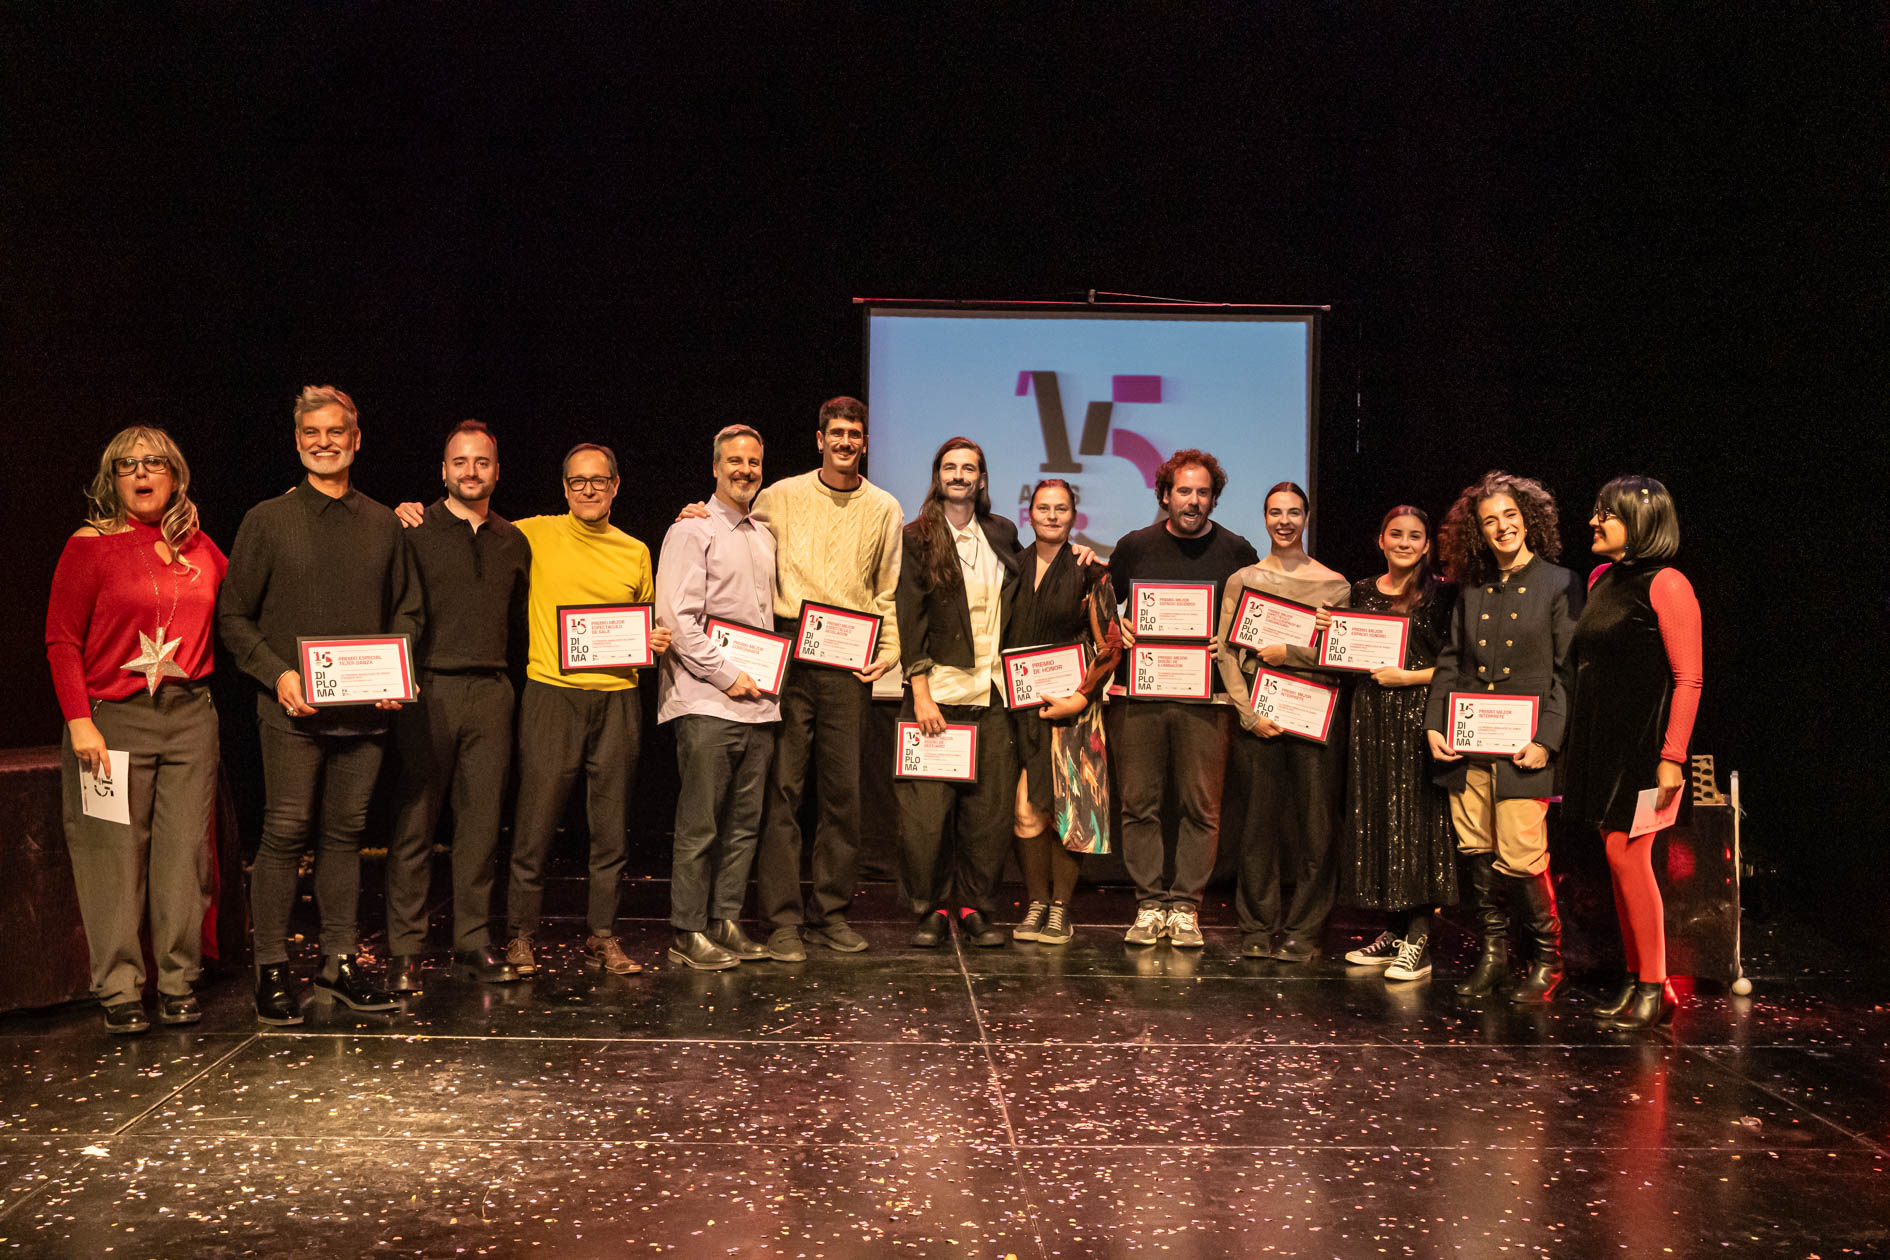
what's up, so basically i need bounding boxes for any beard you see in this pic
[300,448,357,476]
[449,478,495,504]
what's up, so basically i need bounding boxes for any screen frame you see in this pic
[858,299,1324,551]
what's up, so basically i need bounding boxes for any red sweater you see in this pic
[45,520,228,721]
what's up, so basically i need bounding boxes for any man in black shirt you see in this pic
[1105,449,1258,948]
[218,386,421,1024]
[383,421,531,991]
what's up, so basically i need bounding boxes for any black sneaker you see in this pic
[1343,931,1401,967]
[104,1001,149,1035]
[1037,904,1073,945]
[1384,934,1432,982]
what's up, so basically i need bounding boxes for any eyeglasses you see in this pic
[113,456,172,475]
[1591,505,1617,523]
[564,476,615,493]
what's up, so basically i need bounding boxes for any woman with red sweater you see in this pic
[45,427,226,1034]
[1563,476,1702,1030]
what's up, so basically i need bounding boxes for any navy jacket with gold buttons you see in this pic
[1424,554,1583,798]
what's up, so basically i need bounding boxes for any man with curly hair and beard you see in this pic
[1424,471,1583,1003]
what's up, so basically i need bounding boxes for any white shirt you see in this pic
[926,518,1004,706]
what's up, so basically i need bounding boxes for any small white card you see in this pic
[80,751,132,825]
[1629,786,1682,838]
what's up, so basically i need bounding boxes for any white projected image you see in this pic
[865,310,1312,558]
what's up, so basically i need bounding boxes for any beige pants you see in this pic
[1450,762,1550,878]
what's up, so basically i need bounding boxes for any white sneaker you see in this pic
[1344,931,1401,967]
[1165,906,1204,948]
[1384,934,1432,982]
[1124,906,1166,946]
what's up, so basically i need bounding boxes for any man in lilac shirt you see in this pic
[655,425,780,970]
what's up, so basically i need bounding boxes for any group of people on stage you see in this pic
[45,386,1701,1038]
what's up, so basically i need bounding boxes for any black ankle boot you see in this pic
[1507,872,1564,1005]
[1603,980,1675,1030]
[254,963,304,1026]
[1593,977,1638,1020]
[1454,853,1510,997]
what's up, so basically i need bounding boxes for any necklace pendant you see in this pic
[122,626,188,695]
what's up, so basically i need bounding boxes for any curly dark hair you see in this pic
[1437,470,1561,585]
[1154,448,1227,507]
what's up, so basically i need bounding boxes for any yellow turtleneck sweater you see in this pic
[517,513,654,691]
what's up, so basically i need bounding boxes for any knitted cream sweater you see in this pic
[751,470,904,670]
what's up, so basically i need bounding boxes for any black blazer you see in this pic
[896,513,1021,676]
[1424,554,1584,799]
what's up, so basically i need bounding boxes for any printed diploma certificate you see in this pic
[558,604,654,672]
[792,602,882,672]
[894,721,978,781]
[1446,693,1540,756]
[298,635,418,706]
[705,618,792,695]
[1129,581,1215,642]
[1229,588,1318,653]
[1318,608,1410,673]
[1001,643,1089,709]
[1126,642,1213,701]
[1247,668,1338,743]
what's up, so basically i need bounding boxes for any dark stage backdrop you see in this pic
[5,8,1884,931]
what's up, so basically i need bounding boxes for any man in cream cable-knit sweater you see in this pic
[749,397,903,961]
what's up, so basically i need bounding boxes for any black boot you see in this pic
[1507,872,1564,1004]
[1593,977,1638,1021]
[255,963,304,1026]
[313,955,398,1011]
[1603,980,1675,1030]
[1453,853,1510,998]
[668,931,740,971]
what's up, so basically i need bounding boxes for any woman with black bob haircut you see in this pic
[1563,475,1701,1030]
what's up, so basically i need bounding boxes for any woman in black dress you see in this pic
[1007,480,1121,946]
[1564,476,1702,1030]
[1338,506,1458,983]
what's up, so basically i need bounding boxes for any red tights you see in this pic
[1604,830,1666,983]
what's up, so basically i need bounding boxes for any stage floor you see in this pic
[0,879,1885,1257]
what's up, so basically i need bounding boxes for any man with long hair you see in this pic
[894,437,1022,947]
[1105,448,1259,947]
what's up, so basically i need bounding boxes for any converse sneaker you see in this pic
[1343,930,1402,967]
[1165,905,1204,948]
[1124,905,1166,946]
[1013,901,1048,942]
[1038,903,1073,945]
[1384,934,1432,982]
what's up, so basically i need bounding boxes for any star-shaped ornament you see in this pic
[122,626,187,694]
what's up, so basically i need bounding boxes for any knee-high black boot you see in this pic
[1453,853,1510,998]
[1507,871,1564,1004]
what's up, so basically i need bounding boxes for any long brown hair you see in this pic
[904,437,990,592]
[84,426,203,578]
[1376,504,1436,612]
[1437,470,1561,586]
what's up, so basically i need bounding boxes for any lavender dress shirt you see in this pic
[655,494,781,725]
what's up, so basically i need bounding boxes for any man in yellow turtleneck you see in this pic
[507,443,671,978]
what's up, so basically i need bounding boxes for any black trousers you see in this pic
[754,648,869,930]
[893,695,1016,919]
[1233,725,1347,941]
[250,696,386,966]
[508,680,642,938]
[669,714,776,932]
[1115,700,1231,908]
[386,671,515,955]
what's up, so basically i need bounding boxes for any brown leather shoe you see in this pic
[505,935,537,976]
[584,933,642,975]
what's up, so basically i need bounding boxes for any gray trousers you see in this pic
[250,696,386,965]
[669,714,776,932]
[60,683,218,1006]
[508,680,642,938]
[386,671,516,955]
[893,695,1017,920]
[755,652,869,930]
[1115,700,1231,908]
